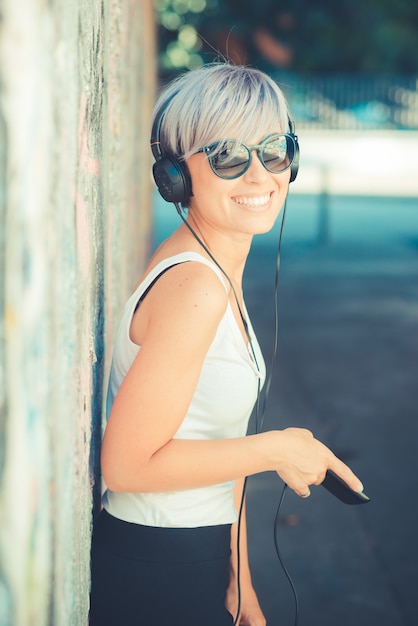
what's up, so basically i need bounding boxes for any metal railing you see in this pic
[278,74,418,130]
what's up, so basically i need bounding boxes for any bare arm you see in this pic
[101,262,363,496]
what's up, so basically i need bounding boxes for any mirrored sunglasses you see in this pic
[198,133,296,180]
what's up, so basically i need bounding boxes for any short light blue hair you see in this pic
[153,63,291,163]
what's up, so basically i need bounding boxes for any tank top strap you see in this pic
[132,251,230,306]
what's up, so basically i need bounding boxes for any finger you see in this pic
[292,484,311,498]
[328,458,364,492]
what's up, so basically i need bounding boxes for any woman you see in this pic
[89,63,364,626]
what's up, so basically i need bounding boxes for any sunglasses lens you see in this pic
[261,135,293,173]
[209,140,249,179]
[205,134,295,179]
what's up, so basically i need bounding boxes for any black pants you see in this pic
[89,509,234,626]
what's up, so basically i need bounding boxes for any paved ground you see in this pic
[243,193,418,626]
[154,190,418,626]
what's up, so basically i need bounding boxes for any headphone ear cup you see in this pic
[152,156,191,204]
[289,138,300,183]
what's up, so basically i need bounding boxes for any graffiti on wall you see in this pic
[0,1,155,625]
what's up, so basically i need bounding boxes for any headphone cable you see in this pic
[173,203,258,364]
[173,200,298,626]
[173,202,258,626]
[257,197,287,431]
[274,484,299,625]
[266,198,300,626]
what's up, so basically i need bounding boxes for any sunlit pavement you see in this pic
[243,190,418,626]
[153,164,418,625]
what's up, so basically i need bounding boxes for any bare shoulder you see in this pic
[131,259,229,346]
[150,260,229,319]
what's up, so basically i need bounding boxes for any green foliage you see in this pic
[154,0,418,75]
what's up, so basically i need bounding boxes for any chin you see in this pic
[254,206,284,234]
[255,223,277,235]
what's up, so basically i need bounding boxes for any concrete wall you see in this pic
[0,1,156,625]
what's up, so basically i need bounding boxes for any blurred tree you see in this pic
[154,0,418,77]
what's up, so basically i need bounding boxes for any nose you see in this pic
[243,150,269,182]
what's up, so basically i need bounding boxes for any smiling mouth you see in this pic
[232,193,271,208]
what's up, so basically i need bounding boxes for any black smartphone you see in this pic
[321,470,370,505]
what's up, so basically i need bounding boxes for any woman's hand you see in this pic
[225,580,266,626]
[273,427,364,499]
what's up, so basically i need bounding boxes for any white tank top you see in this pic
[103,251,266,528]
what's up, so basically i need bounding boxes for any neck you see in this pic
[181,208,251,285]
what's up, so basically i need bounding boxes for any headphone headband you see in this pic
[150,94,176,161]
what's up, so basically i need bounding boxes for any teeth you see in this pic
[233,194,270,207]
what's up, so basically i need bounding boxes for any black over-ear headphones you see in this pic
[287,120,300,184]
[150,92,300,205]
[150,93,192,205]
